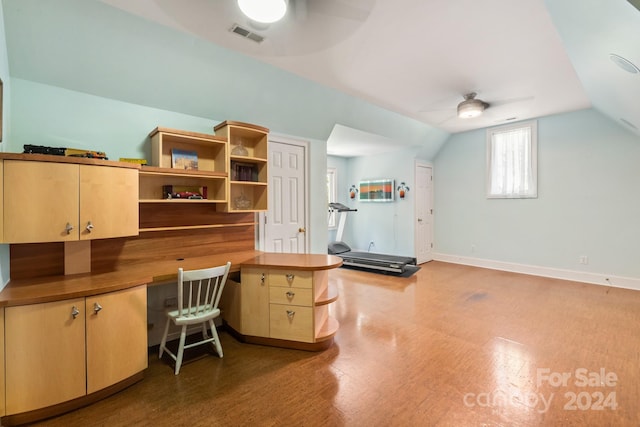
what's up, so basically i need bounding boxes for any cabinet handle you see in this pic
[71,306,80,319]
[260,273,266,285]
[65,223,74,234]
[286,310,295,318]
[85,221,94,233]
[286,274,295,282]
[93,302,103,314]
[286,291,295,299]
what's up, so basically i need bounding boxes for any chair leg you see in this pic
[159,317,171,358]
[209,319,223,358]
[175,325,188,375]
[202,322,210,340]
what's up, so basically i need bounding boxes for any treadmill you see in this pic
[328,202,416,274]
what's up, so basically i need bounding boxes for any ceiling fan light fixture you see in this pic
[457,93,488,118]
[237,0,287,24]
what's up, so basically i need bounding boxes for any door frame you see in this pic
[414,160,434,264]
[258,134,311,253]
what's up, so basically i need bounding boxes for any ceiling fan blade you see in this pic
[489,96,535,107]
[307,0,374,22]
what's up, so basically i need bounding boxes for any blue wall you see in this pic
[434,108,640,280]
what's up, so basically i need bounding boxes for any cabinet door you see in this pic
[5,298,86,415]
[4,160,79,243]
[86,286,148,394]
[240,268,270,337]
[79,165,139,240]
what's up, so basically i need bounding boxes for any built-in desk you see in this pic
[0,251,341,426]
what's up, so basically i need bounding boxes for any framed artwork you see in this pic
[171,148,198,170]
[359,179,394,202]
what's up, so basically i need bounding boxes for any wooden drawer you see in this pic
[269,270,312,289]
[269,287,313,306]
[269,304,313,342]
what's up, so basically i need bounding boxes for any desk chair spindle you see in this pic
[159,262,231,374]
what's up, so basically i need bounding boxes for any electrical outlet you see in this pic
[165,297,178,307]
[579,255,589,265]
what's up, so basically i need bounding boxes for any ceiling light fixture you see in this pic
[457,93,488,118]
[609,53,640,74]
[237,0,287,24]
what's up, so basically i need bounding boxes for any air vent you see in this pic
[230,24,264,43]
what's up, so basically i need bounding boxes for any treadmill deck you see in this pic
[337,251,416,274]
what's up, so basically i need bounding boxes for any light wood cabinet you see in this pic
[239,268,270,337]
[214,121,269,212]
[5,298,87,414]
[3,160,138,243]
[4,286,147,416]
[85,286,148,394]
[227,261,340,349]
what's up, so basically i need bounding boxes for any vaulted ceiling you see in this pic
[3,0,640,156]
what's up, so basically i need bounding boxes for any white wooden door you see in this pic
[415,162,433,264]
[264,139,308,253]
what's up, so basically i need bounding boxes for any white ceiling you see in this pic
[10,0,640,157]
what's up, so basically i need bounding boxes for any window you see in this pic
[486,120,537,198]
[327,167,337,228]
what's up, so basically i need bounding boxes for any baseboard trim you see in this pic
[433,253,640,291]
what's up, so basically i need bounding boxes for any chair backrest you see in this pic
[177,262,231,317]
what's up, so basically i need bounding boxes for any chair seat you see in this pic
[168,306,221,326]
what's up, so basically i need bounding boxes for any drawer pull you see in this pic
[71,306,80,319]
[286,291,295,299]
[93,302,103,314]
[65,223,74,235]
[85,221,94,233]
[286,310,295,318]
[261,273,266,285]
[286,274,295,282]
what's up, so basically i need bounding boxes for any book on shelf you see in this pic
[163,185,208,200]
[231,161,258,182]
[171,149,198,170]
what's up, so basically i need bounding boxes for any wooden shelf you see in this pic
[140,166,227,178]
[139,222,256,233]
[315,284,339,306]
[315,317,339,341]
[138,199,224,204]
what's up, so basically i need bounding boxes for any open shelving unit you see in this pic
[214,121,269,212]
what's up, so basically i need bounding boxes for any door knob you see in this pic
[86,221,94,232]
[298,227,306,233]
[93,302,103,314]
[65,223,74,234]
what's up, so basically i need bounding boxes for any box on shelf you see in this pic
[163,185,208,200]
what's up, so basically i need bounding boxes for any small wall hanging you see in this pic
[397,182,410,199]
[349,184,359,199]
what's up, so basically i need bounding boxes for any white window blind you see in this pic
[486,121,537,198]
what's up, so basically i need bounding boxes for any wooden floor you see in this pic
[32,262,640,426]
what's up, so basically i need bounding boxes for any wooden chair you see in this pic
[159,262,231,375]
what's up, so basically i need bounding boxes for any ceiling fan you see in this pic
[421,92,535,125]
